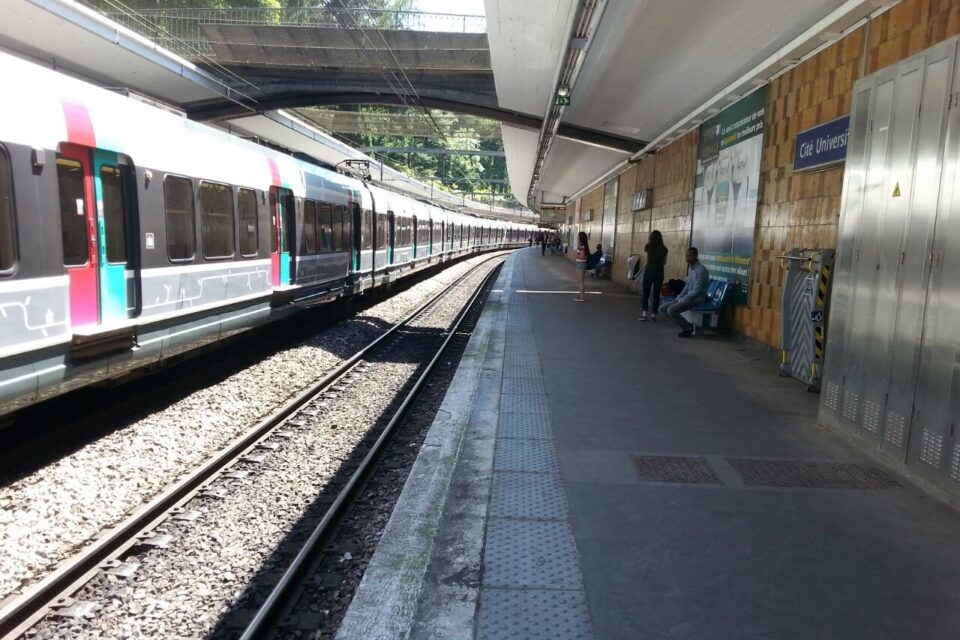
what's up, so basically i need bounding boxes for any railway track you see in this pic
[1,255,504,640]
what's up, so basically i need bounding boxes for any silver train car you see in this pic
[0,51,533,417]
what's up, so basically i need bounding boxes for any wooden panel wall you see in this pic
[730,28,858,344]
[649,131,697,281]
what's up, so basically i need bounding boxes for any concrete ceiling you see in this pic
[484,0,882,208]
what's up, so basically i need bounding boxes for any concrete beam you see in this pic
[360,147,505,157]
[202,25,491,70]
[187,93,647,153]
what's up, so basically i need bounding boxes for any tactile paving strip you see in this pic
[490,471,569,520]
[500,364,544,379]
[633,455,721,484]
[483,519,582,588]
[498,412,552,440]
[476,589,593,640]
[501,393,549,415]
[495,439,560,473]
[502,376,547,396]
[726,458,902,489]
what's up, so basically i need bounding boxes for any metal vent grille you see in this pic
[920,429,944,468]
[726,458,902,490]
[951,446,960,482]
[633,456,720,484]
[883,412,906,448]
[824,382,840,412]
[842,390,859,422]
[862,400,881,433]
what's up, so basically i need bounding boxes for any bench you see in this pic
[661,279,732,329]
[691,279,732,329]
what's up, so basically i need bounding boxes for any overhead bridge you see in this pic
[179,25,646,154]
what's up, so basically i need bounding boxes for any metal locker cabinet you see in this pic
[911,40,960,485]
[858,58,924,444]
[836,74,895,433]
[820,83,873,425]
[883,42,957,461]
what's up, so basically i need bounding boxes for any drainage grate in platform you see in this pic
[632,456,721,484]
[727,458,902,490]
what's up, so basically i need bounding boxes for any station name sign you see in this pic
[794,115,849,171]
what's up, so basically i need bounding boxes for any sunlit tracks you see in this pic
[0,255,505,640]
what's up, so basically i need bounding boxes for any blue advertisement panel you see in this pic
[794,116,849,171]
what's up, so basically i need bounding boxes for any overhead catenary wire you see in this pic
[327,0,484,196]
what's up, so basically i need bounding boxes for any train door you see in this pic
[412,217,418,259]
[269,186,295,286]
[350,201,360,271]
[57,144,137,328]
[373,211,387,273]
[92,150,138,323]
[57,144,97,327]
[387,211,395,264]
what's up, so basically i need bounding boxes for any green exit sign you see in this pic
[556,95,571,106]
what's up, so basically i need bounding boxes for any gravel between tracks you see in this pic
[0,254,504,606]
[24,256,502,639]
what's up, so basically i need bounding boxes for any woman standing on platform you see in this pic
[640,230,668,321]
[574,231,589,302]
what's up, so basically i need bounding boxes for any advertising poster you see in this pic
[691,86,767,305]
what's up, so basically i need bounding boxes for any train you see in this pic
[0,50,535,418]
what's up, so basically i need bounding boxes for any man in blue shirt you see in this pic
[660,247,709,337]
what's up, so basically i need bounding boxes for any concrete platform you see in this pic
[336,248,960,640]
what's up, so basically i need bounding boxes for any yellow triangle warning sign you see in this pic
[893,182,901,197]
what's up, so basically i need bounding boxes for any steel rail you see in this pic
[0,253,505,640]
[238,259,501,639]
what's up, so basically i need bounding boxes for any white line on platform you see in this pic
[515,290,603,295]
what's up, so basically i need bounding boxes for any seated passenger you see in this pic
[589,244,603,277]
[659,247,709,338]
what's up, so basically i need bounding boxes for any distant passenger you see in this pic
[541,232,547,255]
[639,230,668,321]
[574,231,589,302]
[659,247,709,337]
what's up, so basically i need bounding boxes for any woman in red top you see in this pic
[574,231,589,302]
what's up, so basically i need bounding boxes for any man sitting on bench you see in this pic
[659,247,709,338]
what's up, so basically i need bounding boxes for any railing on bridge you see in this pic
[100,7,487,58]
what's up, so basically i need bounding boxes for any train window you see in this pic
[361,209,373,250]
[0,147,16,272]
[57,157,89,267]
[377,213,389,249]
[332,206,344,251]
[317,202,333,251]
[99,165,127,264]
[164,175,195,261]
[238,188,259,258]
[200,181,235,259]
[417,219,429,246]
[338,206,351,251]
[302,199,318,254]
